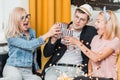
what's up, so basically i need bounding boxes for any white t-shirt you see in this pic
[57,30,82,65]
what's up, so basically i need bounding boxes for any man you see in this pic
[43,4,97,80]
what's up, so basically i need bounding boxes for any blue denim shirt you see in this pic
[6,28,45,68]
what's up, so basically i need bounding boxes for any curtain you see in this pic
[29,0,71,69]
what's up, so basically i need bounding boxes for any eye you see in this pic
[25,14,31,19]
[80,18,86,22]
[21,16,25,20]
[75,15,79,19]
[21,14,31,21]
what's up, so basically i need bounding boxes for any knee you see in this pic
[30,75,42,80]
[1,77,22,80]
[11,77,22,80]
[45,74,58,80]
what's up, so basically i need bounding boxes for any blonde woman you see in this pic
[1,7,60,80]
[64,8,120,80]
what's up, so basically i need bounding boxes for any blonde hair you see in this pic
[99,10,120,40]
[6,7,26,38]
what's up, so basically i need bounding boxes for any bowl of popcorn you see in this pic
[57,73,74,80]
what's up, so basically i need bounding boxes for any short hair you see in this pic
[75,8,90,20]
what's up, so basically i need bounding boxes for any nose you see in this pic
[94,21,97,26]
[76,18,81,23]
[25,18,29,21]
[94,22,98,29]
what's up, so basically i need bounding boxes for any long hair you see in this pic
[6,7,26,38]
[99,10,120,40]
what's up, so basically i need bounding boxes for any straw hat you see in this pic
[79,4,93,17]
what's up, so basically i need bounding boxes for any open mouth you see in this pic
[97,28,99,31]
[23,22,29,26]
[96,27,99,31]
[23,22,29,30]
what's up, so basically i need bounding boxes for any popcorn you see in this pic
[57,73,73,80]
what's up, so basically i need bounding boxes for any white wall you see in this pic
[0,0,29,43]
[0,0,4,30]
[2,0,29,29]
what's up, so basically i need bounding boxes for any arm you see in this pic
[43,37,59,57]
[64,36,119,63]
[8,25,61,51]
[43,24,62,57]
[77,42,114,62]
[88,60,92,76]
[8,37,45,51]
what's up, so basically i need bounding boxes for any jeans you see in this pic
[45,66,84,80]
[2,65,42,80]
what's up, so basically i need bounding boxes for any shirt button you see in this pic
[84,64,87,66]
[58,46,61,49]
[81,40,84,43]
[86,42,89,45]
[53,65,55,67]
[57,53,60,56]
[49,63,52,67]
